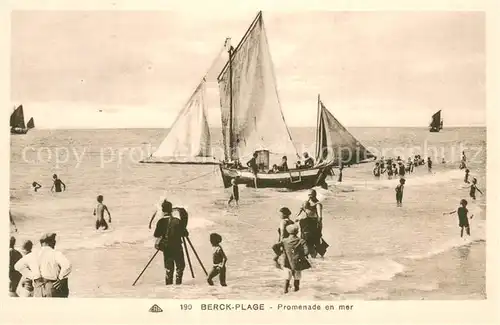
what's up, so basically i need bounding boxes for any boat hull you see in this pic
[10,128,28,135]
[139,160,220,165]
[219,164,332,190]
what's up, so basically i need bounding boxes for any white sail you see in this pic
[151,80,215,163]
[218,12,299,164]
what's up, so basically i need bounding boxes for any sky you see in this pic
[10,11,485,129]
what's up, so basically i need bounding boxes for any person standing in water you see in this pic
[153,200,187,285]
[464,168,471,184]
[469,178,483,200]
[277,207,295,242]
[338,163,344,182]
[227,178,239,207]
[32,182,42,192]
[50,174,66,193]
[93,195,111,231]
[427,157,433,173]
[9,236,23,297]
[207,233,228,287]
[273,224,310,294]
[247,152,259,187]
[444,199,474,238]
[373,162,381,178]
[395,178,405,207]
[10,211,17,232]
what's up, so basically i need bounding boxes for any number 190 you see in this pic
[181,304,192,310]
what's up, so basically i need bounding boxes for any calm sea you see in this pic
[9,127,486,299]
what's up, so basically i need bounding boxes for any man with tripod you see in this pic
[153,200,187,285]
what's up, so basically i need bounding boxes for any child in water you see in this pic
[32,182,42,192]
[469,178,483,200]
[373,163,381,178]
[227,178,239,207]
[464,168,470,184]
[207,233,227,286]
[93,195,111,230]
[395,178,405,207]
[273,224,310,294]
[444,199,474,238]
[51,174,66,193]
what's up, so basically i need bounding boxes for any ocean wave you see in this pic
[305,257,405,293]
[404,219,486,261]
[11,217,215,252]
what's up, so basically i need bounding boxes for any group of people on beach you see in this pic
[271,189,328,293]
[29,174,66,193]
[9,233,71,298]
[373,154,432,180]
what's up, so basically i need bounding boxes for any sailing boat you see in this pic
[429,110,443,132]
[10,105,29,135]
[315,96,375,167]
[27,117,35,129]
[217,12,375,190]
[139,41,232,165]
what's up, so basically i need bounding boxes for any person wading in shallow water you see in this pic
[207,233,228,287]
[227,178,239,207]
[32,181,42,192]
[94,195,112,231]
[153,200,187,285]
[51,174,66,193]
[469,178,483,200]
[444,199,474,238]
[273,224,310,294]
[395,178,405,207]
[15,233,72,298]
[9,236,23,297]
[10,211,17,232]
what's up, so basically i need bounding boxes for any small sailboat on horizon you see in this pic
[10,105,32,135]
[429,110,443,132]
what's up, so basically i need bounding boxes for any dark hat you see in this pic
[40,232,56,243]
[161,200,173,213]
[279,207,291,216]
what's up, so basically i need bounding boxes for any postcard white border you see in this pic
[1,0,499,324]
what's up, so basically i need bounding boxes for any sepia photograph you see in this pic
[4,2,498,323]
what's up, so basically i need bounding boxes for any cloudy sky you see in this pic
[11,11,485,129]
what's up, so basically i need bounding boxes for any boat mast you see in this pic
[315,94,321,159]
[228,45,234,161]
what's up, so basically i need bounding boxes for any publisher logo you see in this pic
[149,304,163,313]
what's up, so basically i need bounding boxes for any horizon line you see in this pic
[26,125,486,131]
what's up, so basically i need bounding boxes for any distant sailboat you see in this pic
[10,105,29,135]
[27,117,35,129]
[429,110,443,132]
